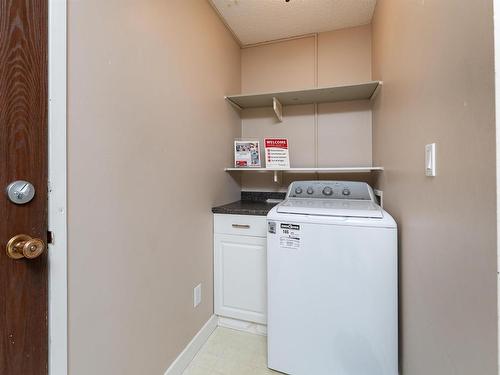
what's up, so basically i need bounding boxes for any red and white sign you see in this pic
[265,138,290,169]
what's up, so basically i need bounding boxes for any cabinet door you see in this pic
[214,234,267,324]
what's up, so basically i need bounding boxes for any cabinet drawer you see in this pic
[214,214,267,237]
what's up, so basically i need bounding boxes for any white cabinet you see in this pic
[214,214,267,324]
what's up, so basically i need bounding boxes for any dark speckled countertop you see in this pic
[212,191,286,216]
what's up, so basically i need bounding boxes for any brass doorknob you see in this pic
[6,234,45,260]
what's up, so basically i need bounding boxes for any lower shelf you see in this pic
[224,167,384,173]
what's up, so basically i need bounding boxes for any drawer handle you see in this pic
[232,224,250,229]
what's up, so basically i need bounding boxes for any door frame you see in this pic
[495,0,500,373]
[48,0,67,374]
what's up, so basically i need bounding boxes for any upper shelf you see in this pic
[225,81,382,110]
[224,166,383,184]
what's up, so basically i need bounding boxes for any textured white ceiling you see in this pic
[210,0,377,46]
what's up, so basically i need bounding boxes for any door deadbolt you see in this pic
[6,180,35,204]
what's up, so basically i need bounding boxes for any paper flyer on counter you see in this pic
[234,140,261,167]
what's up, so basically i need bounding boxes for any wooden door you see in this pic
[0,0,48,374]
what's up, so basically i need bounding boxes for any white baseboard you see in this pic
[164,315,218,375]
[217,316,267,336]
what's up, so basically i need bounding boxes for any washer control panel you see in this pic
[287,181,375,201]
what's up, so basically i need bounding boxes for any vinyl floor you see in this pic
[182,327,281,375]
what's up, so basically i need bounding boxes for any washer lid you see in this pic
[276,198,384,218]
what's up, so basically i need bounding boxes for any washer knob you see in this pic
[295,187,303,195]
[322,187,333,196]
[306,187,314,195]
[342,188,351,196]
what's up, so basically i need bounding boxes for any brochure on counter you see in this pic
[234,140,261,167]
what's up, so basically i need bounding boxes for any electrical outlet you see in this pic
[194,284,202,308]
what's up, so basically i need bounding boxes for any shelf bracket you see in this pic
[370,81,383,102]
[225,97,243,111]
[273,97,283,122]
[273,170,282,184]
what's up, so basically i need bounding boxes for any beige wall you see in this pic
[318,26,372,86]
[372,1,497,374]
[68,1,241,374]
[240,26,373,191]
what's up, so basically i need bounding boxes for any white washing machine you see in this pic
[267,181,398,375]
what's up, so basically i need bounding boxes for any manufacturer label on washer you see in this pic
[279,223,301,249]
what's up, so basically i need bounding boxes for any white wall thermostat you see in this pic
[425,143,436,177]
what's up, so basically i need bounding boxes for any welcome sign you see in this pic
[265,138,290,169]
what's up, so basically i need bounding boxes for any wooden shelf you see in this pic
[225,167,383,183]
[225,81,381,110]
[224,167,383,173]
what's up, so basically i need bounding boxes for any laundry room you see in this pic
[208,1,496,373]
[1,0,497,375]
